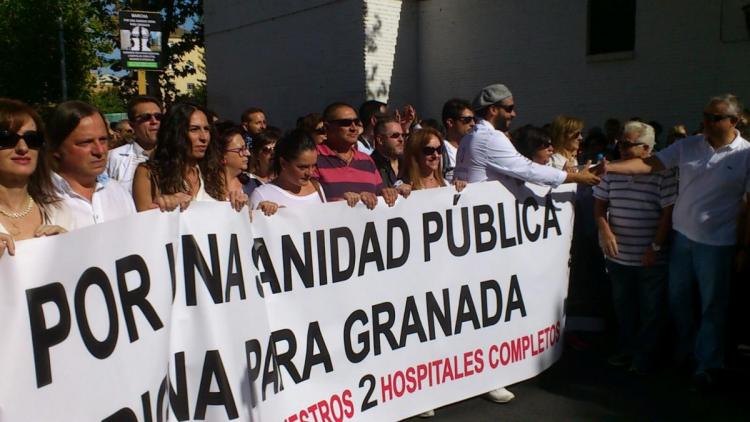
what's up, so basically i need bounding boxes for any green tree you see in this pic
[90,87,127,113]
[0,0,116,106]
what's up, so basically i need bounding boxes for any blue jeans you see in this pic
[669,231,734,374]
[606,260,667,370]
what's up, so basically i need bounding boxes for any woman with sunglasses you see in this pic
[132,103,244,212]
[549,115,584,171]
[297,113,327,145]
[247,129,278,188]
[0,99,68,258]
[250,129,326,215]
[402,127,466,192]
[513,125,555,165]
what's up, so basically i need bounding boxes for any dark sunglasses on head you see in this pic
[422,146,442,156]
[457,116,476,124]
[703,112,735,123]
[328,118,363,127]
[134,112,164,123]
[0,130,45,150]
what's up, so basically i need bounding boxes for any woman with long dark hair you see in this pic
[249,129,326,215]
[132,103,247,211]
[0,98,67,257]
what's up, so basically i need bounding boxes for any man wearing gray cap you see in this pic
[453,83,600,406]
[454,83,600,187]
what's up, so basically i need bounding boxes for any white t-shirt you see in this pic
[655,131,750,246]
[250,183,326,209]
[548,153,577,170]
[106,142,150,193]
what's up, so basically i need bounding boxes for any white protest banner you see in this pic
[0,181,575,421]
[246,180,575,421]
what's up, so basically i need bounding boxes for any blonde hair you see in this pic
[403,128,444,190]
[550,115,584,152]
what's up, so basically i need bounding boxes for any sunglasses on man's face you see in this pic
[328,118,363,128]
[422,146,442,156]
[703,112,735,123]
[134,112,164,124]
[386,132,404,139]
[618,141,644,149]
[496,104,515,113]
[457,116,476,124]
[0,130,44,150]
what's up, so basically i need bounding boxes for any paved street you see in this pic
[404,335,750,421]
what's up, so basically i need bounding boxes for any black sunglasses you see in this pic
[422,146,442,156]
[314,127,326,134]
[387,132,404,139]
[328,118,363,127]
[618,141,645,149]
[0,130,45,150]
[457,116,476,124]
[134,112,164,123]
[496,104,515,113]
[703,112,735,123]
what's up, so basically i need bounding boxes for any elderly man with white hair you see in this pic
[606,94,750,391]
[594,121,677,374]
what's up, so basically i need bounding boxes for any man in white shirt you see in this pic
[606,93,750,390]
[441,98,475,183]
[452,83,600,405]
[106,96,162,193]
[49,101,136,230]
[454,83,601,187]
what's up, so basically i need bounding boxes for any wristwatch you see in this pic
[650,242,662,252]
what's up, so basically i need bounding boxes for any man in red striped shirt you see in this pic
[316,102,398,208]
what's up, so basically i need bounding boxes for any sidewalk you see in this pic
[405,338,750,421]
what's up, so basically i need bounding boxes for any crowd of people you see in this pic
[0,82,748,417]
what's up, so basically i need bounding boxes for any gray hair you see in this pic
[623,121,655,148]
[707,93,743,117]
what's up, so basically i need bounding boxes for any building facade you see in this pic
[205,0,750,131]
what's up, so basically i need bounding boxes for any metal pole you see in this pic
[58,15,68,101]
[137,70,147,95]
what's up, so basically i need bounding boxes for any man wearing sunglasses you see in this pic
[605,94,750,391]
[441,98,475,182]
[370,117,405,188]
[316,102,398,209]
[593,122,677,374]
[106,96,163,193]
[454,83,601,188]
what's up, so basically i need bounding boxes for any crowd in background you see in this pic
[1,82,749,417]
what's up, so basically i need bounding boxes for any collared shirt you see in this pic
[106,141,151,193]
[357,135,375,156]
[454,119,567,186]
[315,143,383,201]
[52,172,136,230]
[655,131,750,246]
[370,149,399,188]
[442,140,458,182]
[593,170,678,266]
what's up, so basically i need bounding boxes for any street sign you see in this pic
[119,10,163,70]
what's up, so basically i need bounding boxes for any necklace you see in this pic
[0,194,34,219]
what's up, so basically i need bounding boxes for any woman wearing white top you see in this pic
[549,115,584,171]
[0,99,67,257]
[250,129,326,215]
[133,103,247,212]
